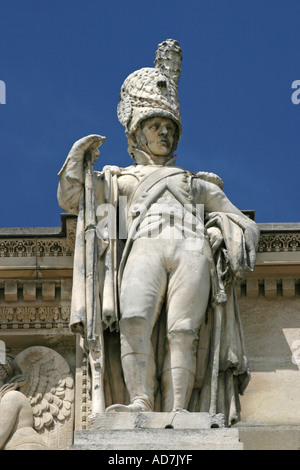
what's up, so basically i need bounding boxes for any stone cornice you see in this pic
[0,215,299,300]
[0,216,299,257]
[0,214,76,260]
[257,223,300,253]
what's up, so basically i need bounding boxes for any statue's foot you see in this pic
[106,400,152,413]
[106,404,132,412]
[173,408,190,413]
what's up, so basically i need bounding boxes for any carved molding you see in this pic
[0,216,299,257]
[236,278,300,298]
[0,238,74,258]
[0,305,70,329]
[81,352,91,430]
[258,233,300,252]
[0,216,77,258]
[0,346,75,450]
[1,232,299,257]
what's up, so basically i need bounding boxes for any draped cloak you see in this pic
[58,163,260,426]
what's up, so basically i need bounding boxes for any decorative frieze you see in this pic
[0,304,70,329]
[0,238,73,258]
[0,278,72,329]
[258,233,300,253]
[0,215,77,258]
[0,219,299,262]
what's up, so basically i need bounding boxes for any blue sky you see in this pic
[0,0,299,228]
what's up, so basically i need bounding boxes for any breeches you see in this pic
[119,238,211,337]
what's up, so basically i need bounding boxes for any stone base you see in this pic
[71,412,243,450]
[89,411,226,430]
[236,424,300,450]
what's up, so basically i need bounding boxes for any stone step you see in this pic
[71,428,243,450]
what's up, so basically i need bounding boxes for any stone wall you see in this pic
[0,215,76,363]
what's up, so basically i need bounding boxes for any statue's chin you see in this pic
[132,148,173,166]
[145,144,172,160]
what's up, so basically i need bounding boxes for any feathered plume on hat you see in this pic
[117,39,182,139]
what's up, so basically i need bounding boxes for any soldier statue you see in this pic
[58,39,259,425]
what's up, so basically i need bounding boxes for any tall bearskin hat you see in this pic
[117,39,182,140]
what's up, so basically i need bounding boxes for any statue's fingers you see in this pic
[72,134,105,153]
[89,134,105,146]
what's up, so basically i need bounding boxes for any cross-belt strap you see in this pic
[127,166,185,212]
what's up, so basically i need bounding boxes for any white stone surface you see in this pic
[71,428,243,450]
[90,411,225,430]
[236,425,300,450]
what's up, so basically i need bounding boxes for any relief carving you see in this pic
[0,345,74,450]
[0,305,70,329]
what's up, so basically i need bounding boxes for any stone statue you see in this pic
[0,346,74,450]
[57,39,260,426]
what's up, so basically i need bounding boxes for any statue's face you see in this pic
[141,117,176,157]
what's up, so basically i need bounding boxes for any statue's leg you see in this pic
[106,239,167,412]
[108,316,155,412]
[162,331,199,412]
[162,247,211,412]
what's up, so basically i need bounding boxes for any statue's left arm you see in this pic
[197,178,260,278]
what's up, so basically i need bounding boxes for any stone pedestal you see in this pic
[70,412,243,450]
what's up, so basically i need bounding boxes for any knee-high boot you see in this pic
[161,330,198,412]
[106,316,155,412]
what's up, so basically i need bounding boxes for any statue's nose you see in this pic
[159,125,168,135]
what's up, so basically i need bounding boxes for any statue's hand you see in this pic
[207,226,224,254]
[69,134,106,163]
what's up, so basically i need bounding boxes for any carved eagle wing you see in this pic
[13,346,75,450]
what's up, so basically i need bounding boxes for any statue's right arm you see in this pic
[57,135,104,215]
